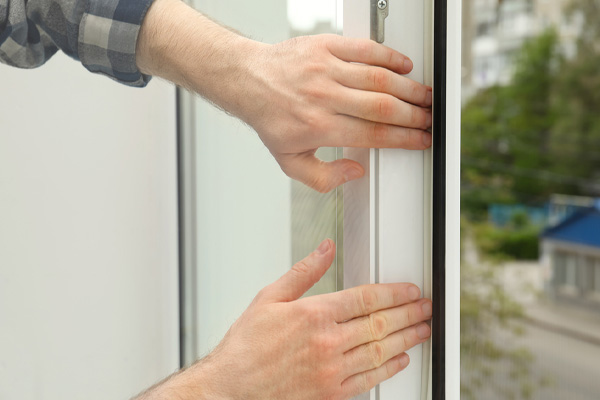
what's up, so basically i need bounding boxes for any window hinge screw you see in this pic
[378,0,387,10]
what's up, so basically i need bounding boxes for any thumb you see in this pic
[278,152,365,193]
[259,239,336,303]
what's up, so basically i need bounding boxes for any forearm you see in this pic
[133,360,222,400]
[136,0,266,118]
[137,0,433,194]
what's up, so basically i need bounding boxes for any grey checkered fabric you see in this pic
[0,0,155,87]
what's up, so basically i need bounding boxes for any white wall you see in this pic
[0,53,179,399]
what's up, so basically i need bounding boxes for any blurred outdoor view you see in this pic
[460,0,600,398]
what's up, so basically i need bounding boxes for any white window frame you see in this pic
[343,1,461,399]
[177,0,461,396]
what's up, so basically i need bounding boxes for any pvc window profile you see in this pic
[342,0,461,399]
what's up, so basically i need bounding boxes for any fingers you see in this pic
[335,63,432,108]
[343,322,431,377]
[321,283,422,322]
[257,239,335,303]
[277,152,365,193]
[332,87,432,130]
[324,115,432,150]
[340,298,433,350]
[326,36,413,75]
[341,353,411,398]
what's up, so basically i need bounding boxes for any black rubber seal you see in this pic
[176,87,185,369]
[432,0,447,398]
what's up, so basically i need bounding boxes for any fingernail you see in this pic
[316,239,330,255]
[343,167,363,182]
[403,59,413,72]
[398,353,410,369]
[422,301,432,318]
[422,132,432,147]
[408,286,421,301]
[417,323,431,339]
[426,89,433,106]
[426,111,433,127]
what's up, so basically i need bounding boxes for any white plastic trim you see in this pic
[343,0,461,399]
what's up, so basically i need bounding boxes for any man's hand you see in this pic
[242,35,433,193]
[136,240,432,400]
[137,0,433,193]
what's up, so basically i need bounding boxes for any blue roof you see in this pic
[542,206,600,248]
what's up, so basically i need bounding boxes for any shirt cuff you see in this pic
[78,0,156,87]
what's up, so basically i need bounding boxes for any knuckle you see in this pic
[411,83,424,103]
[320,364,340,383]
[405,303,417,325]
[304,83,328,102]
[375,97,395,119]
[409,107,427,128]
[252,288,267,303]
[365,368,379,390]
[368,313,387,341]
[312,333,338,356]
[318,33,335,46]
[397,129,412,148]
[301,109,321,131]
[367,122,389,146]
[410,107,420,126]
[359,373,371,393]
[369,341,386,368]
[387,49,396,66]
[401,332,411,351]
[358,287,378,315]
[299,115,328,143]
[369,68,389,91]
[310,304,331,323]
[385,358,397,378]
[291,260,312,276]
[304,57,327,74]
[309,174,334,193]
[252,285,274,304]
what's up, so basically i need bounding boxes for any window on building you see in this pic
[554,251,567,285]
[594,259,600,294]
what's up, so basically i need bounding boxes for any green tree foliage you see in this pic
[552,0,600,189]
[462,5,600,219]
[462,30,562,219]
[474,211,541,261]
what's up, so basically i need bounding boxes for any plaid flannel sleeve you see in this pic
[0,0,156,87]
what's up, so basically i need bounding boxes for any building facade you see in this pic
[463,0,579,99]
[540,203,600,309]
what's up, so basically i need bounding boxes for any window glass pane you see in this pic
[582,256,595,293]
[566,254,577,288]
[462,0,600,398]
[553,251,567,285]
[190,0,341,357]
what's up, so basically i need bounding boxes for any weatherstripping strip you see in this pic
[432,0,447,398]
[176,87,186,369]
